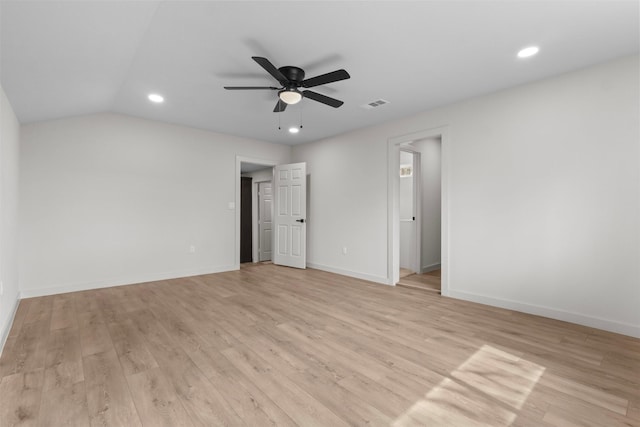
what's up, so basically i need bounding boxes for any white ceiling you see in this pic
[1,1,638,145]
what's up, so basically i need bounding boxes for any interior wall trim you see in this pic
[307,262,390,286]
[0,295,21,357]
[448,289,640,338]
[19,265,236,299]
[421,263,441,274]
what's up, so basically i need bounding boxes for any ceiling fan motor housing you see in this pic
[279,66,305,86]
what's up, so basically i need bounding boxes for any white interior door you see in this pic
[258,181,273,261]
[273,162,306,269]
[399,150,421,273]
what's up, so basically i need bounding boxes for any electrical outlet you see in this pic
[342,247,348,255]
[189,245,196,253]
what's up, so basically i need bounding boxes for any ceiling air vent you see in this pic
[361,99,390,109]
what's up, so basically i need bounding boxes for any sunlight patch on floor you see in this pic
[393,345,546,426]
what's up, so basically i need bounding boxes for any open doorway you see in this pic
[257,181,273,261]
[387,126,449,296]
[398,138,442,293]
[235,157,307,270]
[240,163,274,263]
[236,157,277,267]
[240,175,253,263]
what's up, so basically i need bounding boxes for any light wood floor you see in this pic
[397,270,441,294]
[1,264,638,426]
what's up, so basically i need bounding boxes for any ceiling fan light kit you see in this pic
[278,89,302,105]
[224,56,350,113]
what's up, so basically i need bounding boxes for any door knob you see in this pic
[296,219,305,223]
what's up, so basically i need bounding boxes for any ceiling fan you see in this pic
[224,56,350,112]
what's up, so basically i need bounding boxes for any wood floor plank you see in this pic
[537,372,629,415]
[49,294,78,331]
[7,299,33,340]
[73,290,101,319]
[22,297,53,325]
[276,321,390,381]
[532,389,636,427]
[209,362,297,426]
[106,319,158,376]
[338,371,413,419]
[126,367,193,427]
[542,403,635,427]
[0,370,44,426]
[43,327,83,391]
[83,349,141,427]
[203,346,298,427]
[79,320,114,358]
[628,399,640,421]
[126,309,246,426]
[126,309,196,371]
[397,271,441,293]
[166,361,248,427]
[290,368,393,426]
[0,264,638,427]
[222,345,350,427]
[391,376,518,427]
[0,320,50,377]
[37,381,89,427]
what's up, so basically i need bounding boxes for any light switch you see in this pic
[228,202,235,210]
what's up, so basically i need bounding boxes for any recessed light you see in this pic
[517,46,539,58]
[288,127,299,134]
[148,93,164,103]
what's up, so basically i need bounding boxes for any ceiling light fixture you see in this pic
[278,89,302,105]
[517,46,539,58]
[148,93,164,103]
[288,127,299,134]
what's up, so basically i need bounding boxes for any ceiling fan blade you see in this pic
[273,100,287,113]
[252,57,288,85]
[302,69,350,88]
[302,90,344,108]
[224,86,279,90]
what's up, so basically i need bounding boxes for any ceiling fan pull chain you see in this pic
[278,106,281,130]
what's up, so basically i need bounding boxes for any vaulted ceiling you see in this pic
[1,1,638,145]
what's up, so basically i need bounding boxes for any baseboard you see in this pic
[306,262,390,286]
[19,264,237,299]
[0,295,20,358]
[421,263,441,274]
[448,289,640,338]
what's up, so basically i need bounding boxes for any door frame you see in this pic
[387,126,450,296]
[235,156,277,269]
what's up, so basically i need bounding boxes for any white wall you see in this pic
[412,137,441,271]
[293,55,640,337]
[19,113,290,296]
[291,127,389,283]
[0,85,21,350]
